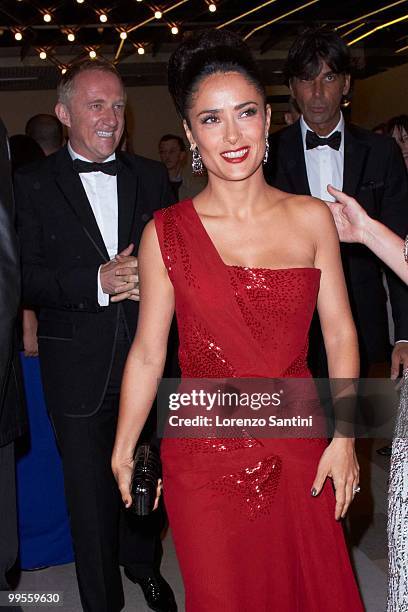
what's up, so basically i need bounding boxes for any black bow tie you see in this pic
[73,158,117,176]
[305,130,341,151]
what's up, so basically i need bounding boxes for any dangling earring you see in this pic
[190,144,203,174]
[263,135,269,164]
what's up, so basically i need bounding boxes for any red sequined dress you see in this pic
[154,199,364,612]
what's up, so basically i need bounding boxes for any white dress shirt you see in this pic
[300,113,344,202]
[68,142,118,306]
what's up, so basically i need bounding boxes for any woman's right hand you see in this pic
[112,460,163,511]
[326,185,369,244]
[112,457,134,508]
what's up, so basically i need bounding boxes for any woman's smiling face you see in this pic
[184,71,270,182]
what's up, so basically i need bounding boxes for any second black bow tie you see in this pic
[305,130,341,151]
[73,158,117,176]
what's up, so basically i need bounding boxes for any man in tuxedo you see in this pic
[264,27,408,377]
[0,117,26,591]
[15,60,176,612]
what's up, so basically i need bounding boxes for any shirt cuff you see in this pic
[395,340,408,344]
[97,265,109,306]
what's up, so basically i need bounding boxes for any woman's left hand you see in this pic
[311,438,360,520]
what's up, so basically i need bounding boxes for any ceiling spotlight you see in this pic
[137,46,145,55]
[99,13,107,23]
[154,10,162,19]
[67,32,75,42]
[14,31,23,41]
[171,25,179,35]
[39,50,47,60]
[120,31,128,40]
[61,67,67,75]
[43,13,52,22]
[209,3,216,12]
[89,49,97,59]
[76,0,84,3]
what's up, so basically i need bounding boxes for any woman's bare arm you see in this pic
[305,200,360,520]
[112,219,175,507]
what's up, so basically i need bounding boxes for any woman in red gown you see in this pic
[113,30,364,611]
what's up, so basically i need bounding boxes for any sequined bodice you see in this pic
[154,200,321,379]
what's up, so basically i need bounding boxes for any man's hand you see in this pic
[391,342,408,379]
[22,309,39,357]
[100,244,139,302]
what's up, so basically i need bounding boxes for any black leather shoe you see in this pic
[124,568,177,612]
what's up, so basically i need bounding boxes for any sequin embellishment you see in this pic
[180,436,261,454]
[179,319,237,378]
[209,455,282,520]
[162,205,199,288]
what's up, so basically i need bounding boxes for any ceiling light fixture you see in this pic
[14,31,23,41]
[243,0,320,40]
[336,0,408,31]
[348,11,408,45]
[120,31,128,40]
[209,3,216,12]
[171,25,179,34]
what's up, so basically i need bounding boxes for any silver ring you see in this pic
[353,486,361,494]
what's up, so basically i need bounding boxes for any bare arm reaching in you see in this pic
[327,184,407,285]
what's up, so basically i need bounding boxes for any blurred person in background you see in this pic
[387,115,408,171]
[25,114,64,157]
[159,133,206,201]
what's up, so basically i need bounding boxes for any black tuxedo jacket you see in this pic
[15,146,174,417]
[0,117,26,446]
[264,121,408,368]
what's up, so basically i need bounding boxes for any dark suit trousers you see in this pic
[49,322,162,612]
[0,441,17,590]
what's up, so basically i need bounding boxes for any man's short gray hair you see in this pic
[57,59,125,105]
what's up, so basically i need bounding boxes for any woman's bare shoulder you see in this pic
[273,190,334,226]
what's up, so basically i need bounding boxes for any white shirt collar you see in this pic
[67,141,116,163]
[300,112,344,151]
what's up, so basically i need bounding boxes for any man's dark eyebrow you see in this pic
[197,101,258,117]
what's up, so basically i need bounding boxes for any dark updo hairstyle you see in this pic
[168,29,266,125]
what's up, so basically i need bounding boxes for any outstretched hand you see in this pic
[326,185,369,244]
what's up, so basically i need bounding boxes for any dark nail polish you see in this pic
[311,488,318,497]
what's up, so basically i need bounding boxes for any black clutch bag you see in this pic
[129,443,162,516]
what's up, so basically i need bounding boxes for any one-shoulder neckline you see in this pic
[185,198,321,275]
